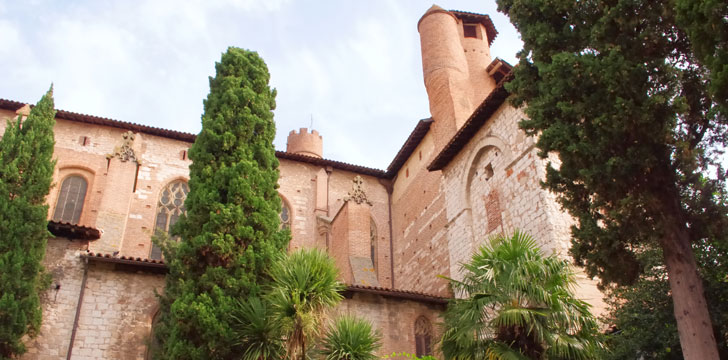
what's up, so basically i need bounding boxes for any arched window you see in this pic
[415,316,433,357]
[150,181,189,260]
[370,219,377,270]
[53,175,88,224]
[146,309,161,360]
[280,201,291,230]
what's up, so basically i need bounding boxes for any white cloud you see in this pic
[1,0,523,170]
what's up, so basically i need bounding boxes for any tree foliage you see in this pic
[319,315,382,360]
[495,0,727,357]
[267,248,344,360]
[230,296,286,360]
[0,87,56,358]
[441,231,601,360]
[600,241,728,359]
[153,47,289,359]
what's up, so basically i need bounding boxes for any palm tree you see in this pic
[230,296,285,360]
[440,230,602,359]
[268,248,344,360]
[320,315,382,360]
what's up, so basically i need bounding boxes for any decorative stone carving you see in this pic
[343,175,372,206]
[107,131,139,163]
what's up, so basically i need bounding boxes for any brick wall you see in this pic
[391,131,451,297]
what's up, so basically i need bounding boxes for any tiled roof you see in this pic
[78,252,451,304]
[83,252,167,270]
[277,151,386,178]
[345,284,449,304]
[427,71,514,171]
[449,9,498,45]
[48,220,101,240]
[385,118,433,176]
[0,98,388,177]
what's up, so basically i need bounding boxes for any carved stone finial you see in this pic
[344,175,372,206]
[107,131,139,163]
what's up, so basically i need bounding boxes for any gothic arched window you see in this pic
[53,175,88,224]
[150,180,189,260]
[415,316,433,357]
[280,201,291,230]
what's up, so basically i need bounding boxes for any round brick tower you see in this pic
[286,128,323,158]
[418,5,498,152]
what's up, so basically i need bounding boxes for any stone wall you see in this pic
[439,103,605,313]
[21,239,165,360]
[70,262,163,360]
[22,238,87,359]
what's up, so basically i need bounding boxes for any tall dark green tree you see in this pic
[154,47,289,360]
[495,0,727,358]
[0,87,56,358]
[599,241,728,359]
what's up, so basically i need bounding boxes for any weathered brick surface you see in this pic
[391,131,451,297]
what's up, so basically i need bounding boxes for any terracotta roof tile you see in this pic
[83,252,167,270]
[48,220,101,240]
[385,118,433,176]
[449,9,498,45]
[345,284,449,304]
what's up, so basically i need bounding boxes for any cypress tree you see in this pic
[0,87,56,358]
[495,0,726,358]
[154,47,289,359]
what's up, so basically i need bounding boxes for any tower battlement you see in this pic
[286,127,323,158]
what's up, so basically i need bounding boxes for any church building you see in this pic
[1,5,604,359]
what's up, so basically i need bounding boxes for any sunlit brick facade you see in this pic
[2,5,604,359]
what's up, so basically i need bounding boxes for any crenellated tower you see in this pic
[286,127,323,158]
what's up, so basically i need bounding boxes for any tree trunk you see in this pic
[660,219,719,360]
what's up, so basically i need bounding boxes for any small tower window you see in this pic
[463,24,478,38]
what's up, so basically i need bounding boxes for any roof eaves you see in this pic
[427,72,514,171]
[276,151,387,178]
[1,97,388,177]
[448,10,499,45]
[385,118,433,177]
[345,284,449,305]
[83,252,168,272]
[48,221,102,240]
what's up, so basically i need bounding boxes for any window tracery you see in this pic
[415,316,433,357]
[150,181,189,260]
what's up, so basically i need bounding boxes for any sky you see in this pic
[0,0,523,170]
